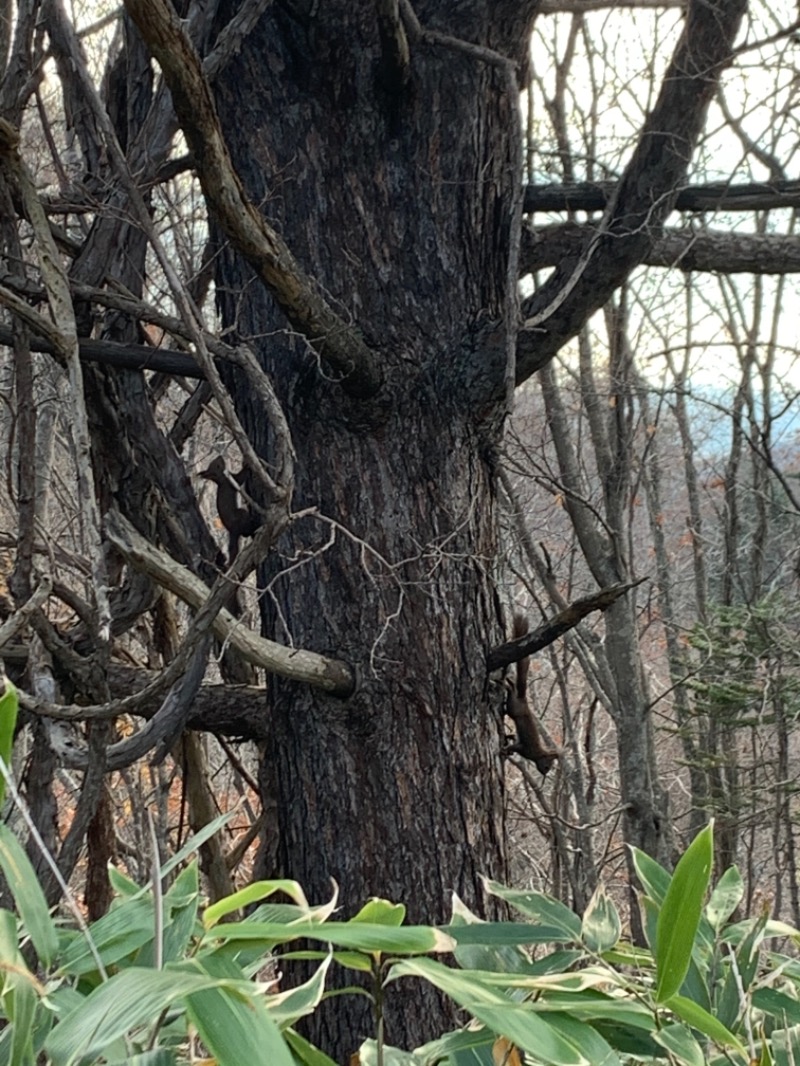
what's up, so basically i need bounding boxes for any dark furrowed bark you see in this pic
[209,4,531,1053]
[250,401,507,1051]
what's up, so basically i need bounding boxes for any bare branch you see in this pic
[522,223,800,276]
[0,118,111,640]
[106,511,355,696]
[487,578,648,672]
[2,649,270,739]
[539,0,684,10]
[0,321,203,377]
[203,0,274,80]
[523,179,800,215]
[101,635,213,769]
[0,576,52,650]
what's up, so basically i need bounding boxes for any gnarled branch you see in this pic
[106,511,355,696]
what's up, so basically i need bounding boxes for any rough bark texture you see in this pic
[210,3,534,1053]
[199,0,749,1050]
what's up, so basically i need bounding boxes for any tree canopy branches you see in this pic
[515,0,747,381]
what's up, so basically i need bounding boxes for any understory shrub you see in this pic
[0,806,797,1064]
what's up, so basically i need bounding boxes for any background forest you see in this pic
[503,1,800,916]
[0,0,799,1057]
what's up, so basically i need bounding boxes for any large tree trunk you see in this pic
[211,3,532,1054]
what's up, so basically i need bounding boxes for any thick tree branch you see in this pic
[41,671,263,770]
[113,667,269,738]
[122,0,382,401]
[524,179,800,215]
[515,0,747,382]
[522,223,800,275]
[0,639,269,738]
[0,322,204,377]
[487,578,647,672]
[106,511,355,696]
[539,0,684,8]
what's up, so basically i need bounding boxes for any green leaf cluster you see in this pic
[0,820,798,1064]
[687,595,800,725]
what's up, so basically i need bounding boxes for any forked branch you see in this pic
[516,0,747,380]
